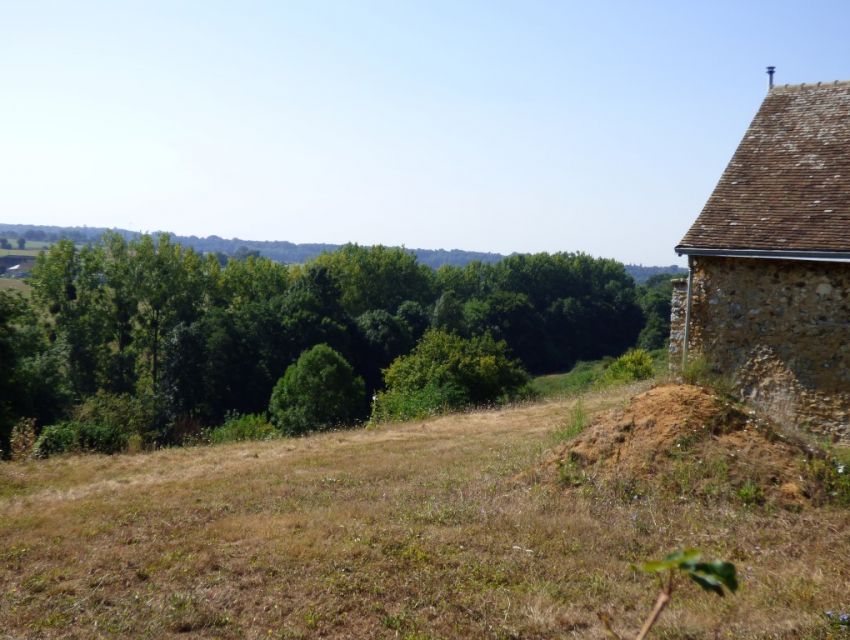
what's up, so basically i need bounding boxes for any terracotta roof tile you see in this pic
[677,81,850,255]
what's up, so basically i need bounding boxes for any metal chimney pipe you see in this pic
[767,66,776,90]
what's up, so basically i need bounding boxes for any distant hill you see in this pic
[0,223,686,281]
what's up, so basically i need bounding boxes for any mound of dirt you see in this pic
[546,384,821,507]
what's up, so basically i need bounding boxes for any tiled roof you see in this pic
[677,81,850,255]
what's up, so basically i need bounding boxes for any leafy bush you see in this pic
[32,391,163,456]
[269,344,366,436]
[208,413,277,444]
[598,348,655,386]
[370,381,467,423]
[74,391,160,446]
[75,421,129,454]
[371,329,530,422]
[34,412,134,457]
[34,422,79,458]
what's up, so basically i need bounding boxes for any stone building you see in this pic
[671,80,850,440]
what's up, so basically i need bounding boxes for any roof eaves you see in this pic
[675,246,850,263]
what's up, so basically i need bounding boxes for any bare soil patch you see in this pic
[545,384,824,508]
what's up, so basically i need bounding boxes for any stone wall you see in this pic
[668,278,688,372]
[671,255,850,441]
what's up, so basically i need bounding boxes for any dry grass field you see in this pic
[1,382,848,639]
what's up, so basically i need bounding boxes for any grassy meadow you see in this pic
[0,248,42,258]
[530,349,669,398]
[1,380,848,639]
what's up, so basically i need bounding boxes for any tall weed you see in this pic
[551,401,589,444]
[681,355,734,396]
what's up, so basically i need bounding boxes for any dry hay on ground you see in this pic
[3,383,850,638]
[545,384,825,507]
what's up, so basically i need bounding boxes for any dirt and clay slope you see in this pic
[545,384,831,508]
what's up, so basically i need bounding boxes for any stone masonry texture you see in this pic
[669,256,850,441]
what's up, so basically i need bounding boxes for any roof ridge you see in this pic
[770,79,850,92]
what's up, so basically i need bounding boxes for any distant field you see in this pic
[24,240,52,249]
[1,381,844,638]
[0,278,31,294]
[531,349,668,398]
[0,248,41,257]
[531,361,609,397]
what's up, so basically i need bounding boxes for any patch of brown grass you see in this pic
[1,381,846,638]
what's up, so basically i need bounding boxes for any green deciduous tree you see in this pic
[30,240,111,396]
[636,273,677,350]
[0,292,71,457]
[269,344,366,436]
[432,290,465,333]
[313,244,435,316]
[396,300,430,342]
[130,234,210,391]
[372,329,530,422]
[433,253,644,373]
[220,255,291,307]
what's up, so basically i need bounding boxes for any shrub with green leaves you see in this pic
[371,329,531,422]
[75,421,129,454]
[370,381,467,423]
[74,391,160,446]
[34,422,79,458]
[33,391,162,456]
[208,413,277,444]
[269,344,366,436]
[34,419,130,457]
[598,348,654,386]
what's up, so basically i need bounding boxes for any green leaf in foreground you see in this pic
[688,561,738,596]
[639,549,737,597]
[639,548,701,573]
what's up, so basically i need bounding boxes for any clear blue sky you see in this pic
[2,1,849,264]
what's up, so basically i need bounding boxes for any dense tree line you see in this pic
[0,233,673,457]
